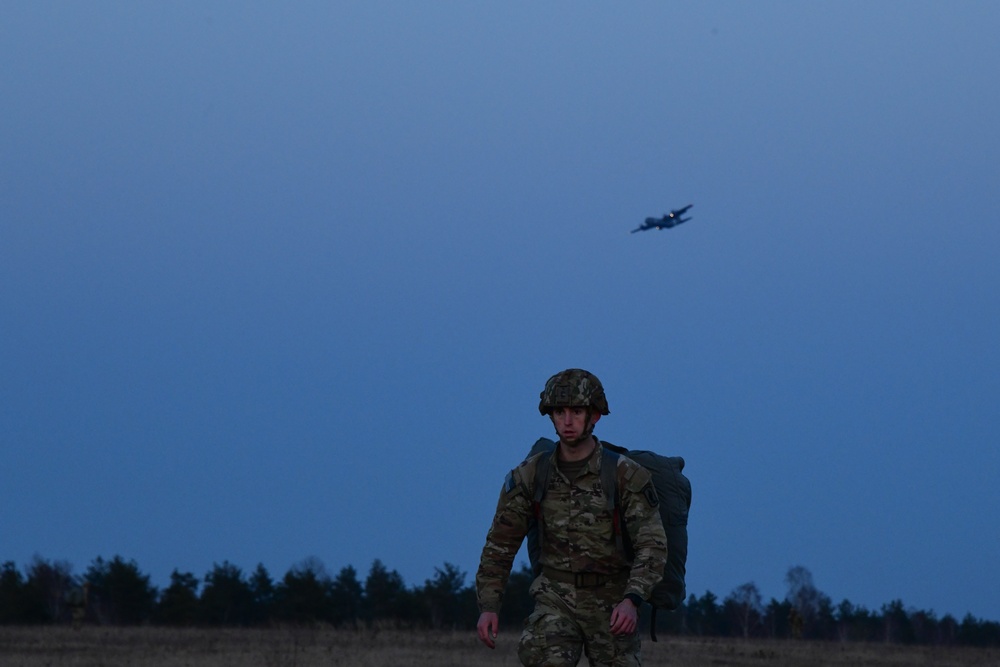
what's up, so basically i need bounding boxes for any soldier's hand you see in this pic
[610,599,638,635]
[477,612,499,649]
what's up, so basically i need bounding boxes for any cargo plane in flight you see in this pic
[630,204,693,233]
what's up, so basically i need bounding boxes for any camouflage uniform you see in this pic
[476,440,668,666]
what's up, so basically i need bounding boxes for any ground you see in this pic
[0,627,995,667]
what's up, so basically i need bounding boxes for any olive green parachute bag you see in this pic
[524,437,691,641]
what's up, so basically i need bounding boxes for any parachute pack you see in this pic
[524,437,692,640]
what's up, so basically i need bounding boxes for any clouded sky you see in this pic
[3,1,998,621]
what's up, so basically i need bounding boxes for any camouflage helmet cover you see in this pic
[538,368,610,416]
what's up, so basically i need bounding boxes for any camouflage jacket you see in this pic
[476,440,667,613]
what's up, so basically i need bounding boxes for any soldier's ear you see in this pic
[590,411,601,425]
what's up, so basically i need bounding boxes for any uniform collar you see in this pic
[555,437,604,475]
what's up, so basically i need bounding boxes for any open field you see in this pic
[0,627,996,667]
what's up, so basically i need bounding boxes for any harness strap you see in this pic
[600,447,624,555]
[532,449,553,570]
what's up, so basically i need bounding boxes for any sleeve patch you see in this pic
[642,482,659,508]
[504,471,517,494]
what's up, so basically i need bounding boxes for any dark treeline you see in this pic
[0,556,476,631]
[2,557,998,648]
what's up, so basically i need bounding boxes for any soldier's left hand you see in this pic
[609,599,638,635]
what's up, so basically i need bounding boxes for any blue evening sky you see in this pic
[3,2,998,620]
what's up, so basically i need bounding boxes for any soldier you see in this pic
[476,369,668,666]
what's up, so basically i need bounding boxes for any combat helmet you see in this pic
[538,369,610,416]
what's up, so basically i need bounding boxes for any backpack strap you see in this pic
[599,446,624,555]
[531,449,554,574]
[601,442,663,641]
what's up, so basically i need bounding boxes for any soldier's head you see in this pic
[538,369,609,444]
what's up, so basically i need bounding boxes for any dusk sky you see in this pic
[3,2,999,622]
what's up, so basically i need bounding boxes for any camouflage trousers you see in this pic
[517,573,642,667]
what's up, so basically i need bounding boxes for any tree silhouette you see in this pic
[686,590,721,636]
[25,557,73,623]
[834,599,861,641]
[764,597,793,638]
[882,599,915,644]
[725,582,763,638]
[84,556,157,625]
[784,565,830,638]
[329,565,363,627]
[155,570,199,626]
[422,562,470,630]
[0,561,37,624]
[248,564,275,626]
[274,557,331,623]
[364,559,410,627]
[200,561,253,626]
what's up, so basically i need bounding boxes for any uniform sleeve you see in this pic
[619,465,668,601]
[475,466,533,613]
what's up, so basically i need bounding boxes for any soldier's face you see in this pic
[551,406,600,444]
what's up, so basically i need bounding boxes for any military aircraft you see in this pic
[630,204,693,233]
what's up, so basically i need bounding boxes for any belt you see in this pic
[542,567,627,589]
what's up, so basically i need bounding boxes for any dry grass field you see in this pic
[0,626,996,667]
